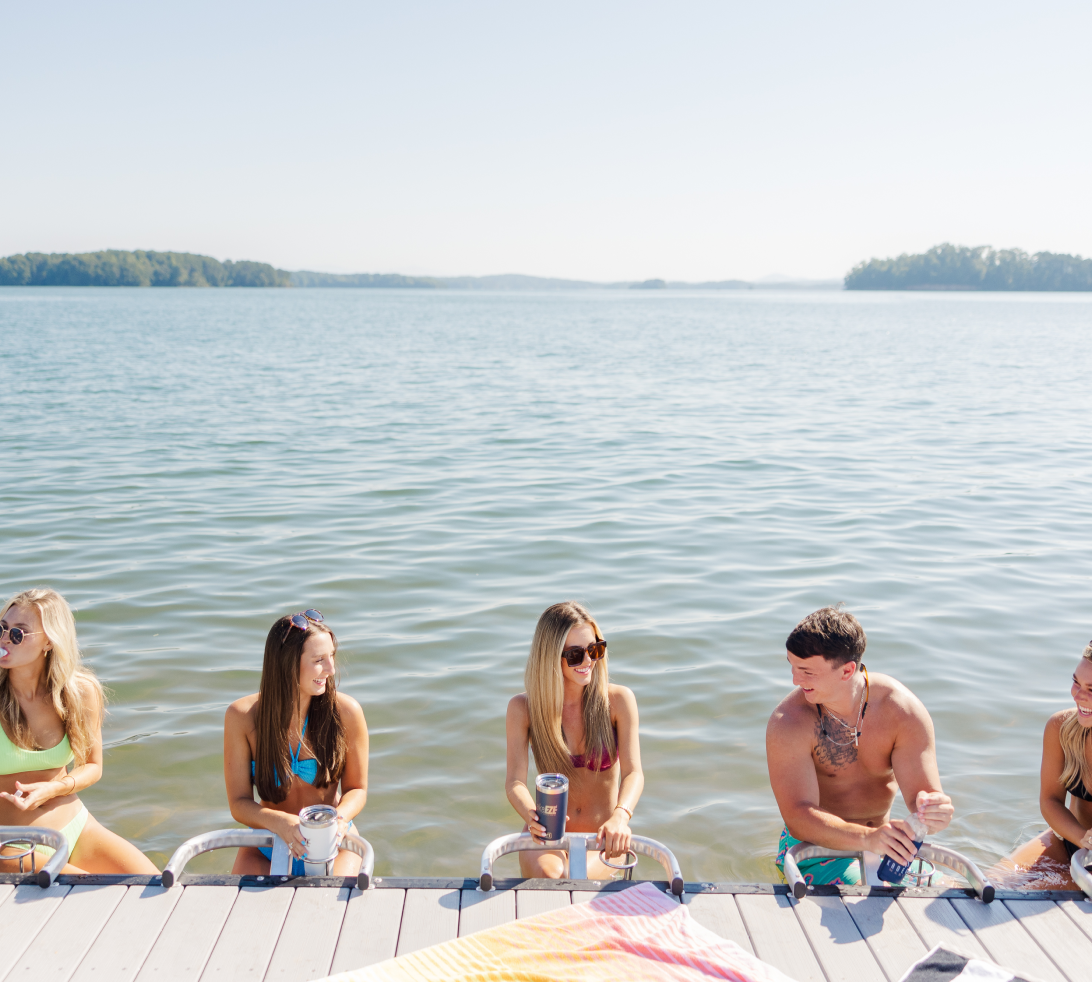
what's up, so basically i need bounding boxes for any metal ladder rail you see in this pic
[1072,847,1092,899]
[0,825,70,888]
[782,841,995,902]
[161,828,375,889]
[479,831,684,896]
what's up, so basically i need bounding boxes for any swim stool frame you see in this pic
[479,831,685,896]
[782,840,995,903]
[0,825,69,888]
[161,828,375,890]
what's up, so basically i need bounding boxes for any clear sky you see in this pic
[2,1,1089,281]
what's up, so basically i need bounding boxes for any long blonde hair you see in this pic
[0,588,104,766]
[1059,642,1092,797]
[524,601,614,777]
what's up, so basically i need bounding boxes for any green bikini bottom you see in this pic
[31,804,89,862]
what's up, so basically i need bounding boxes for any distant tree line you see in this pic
[0,250,290,287]
[845,243,1092,291]
[289,270,442,288]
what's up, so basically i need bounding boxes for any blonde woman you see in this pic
[1003,641,1092,886]
[505,601,643,878]
[0,588,156,873]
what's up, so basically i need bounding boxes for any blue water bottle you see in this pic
[535,773,569,842]
[876,814,928,883]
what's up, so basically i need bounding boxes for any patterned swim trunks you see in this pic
[775,825,861,885]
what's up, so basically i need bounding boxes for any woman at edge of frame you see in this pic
[0,587,157,873]
[224,610,369,875]
[505,600,644,879]
[1001,640,1092,888]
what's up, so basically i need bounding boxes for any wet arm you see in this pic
[612,686,644,817]
[889,695,953,832]
[504,696,545,836]
[336,697,369,829]
[1040,714,1087,845]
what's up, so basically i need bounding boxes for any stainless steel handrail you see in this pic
[479,831,684,896]
[783,840,994,902]
[1072,847,1092,899]
[161,828,374,890]
[0,825,69,888]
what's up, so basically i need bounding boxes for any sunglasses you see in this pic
[561,638,607,667]
[0,624,43,646]
[282,609,324,642]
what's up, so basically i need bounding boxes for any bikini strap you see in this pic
[291,714,310,764]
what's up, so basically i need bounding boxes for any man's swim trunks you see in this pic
[775,825,861,885]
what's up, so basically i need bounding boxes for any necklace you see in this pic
[818,665,869,748]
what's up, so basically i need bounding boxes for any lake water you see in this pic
[2,286,1092,881]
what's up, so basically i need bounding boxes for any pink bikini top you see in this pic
[568,726,618,772]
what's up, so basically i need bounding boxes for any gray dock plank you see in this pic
[794,895,886,982]
[0,883,71,980]
[329,888,405,974]
[264,887,350,982]
[4,883,127,981]
[515,889,571,918]
[681,893,754,954]
[896,897,991,961]
[1004,900,1092,982]
[458,889,515,936]
[1057,899,1092,942]
[135,886,240,982]
[394,889,460,958]
[71,885,183,982]
[952,898,1067,982]
[736,893,825,982]
[843,896,928,982]
[199,886,293,981]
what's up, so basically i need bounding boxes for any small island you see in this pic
[0,250,290,287]
[845,243,1092,291]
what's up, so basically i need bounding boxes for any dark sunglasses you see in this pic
[0,624,43,646]
[561,638,607,667]
[282,609,324,642]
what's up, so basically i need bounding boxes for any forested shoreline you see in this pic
[845,244,1092,291]
[0,250,289,287]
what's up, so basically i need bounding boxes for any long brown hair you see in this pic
[524,601,614,777]
[1059,642,1092,797]
[0,588,104,766]
[253,614,346,803]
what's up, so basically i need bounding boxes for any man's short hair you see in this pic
[786,605,867,667]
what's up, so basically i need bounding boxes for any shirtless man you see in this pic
[766,606,954,885]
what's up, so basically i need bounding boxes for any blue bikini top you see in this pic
[251,715,319,786]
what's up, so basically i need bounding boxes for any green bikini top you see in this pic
[0,723,74,775]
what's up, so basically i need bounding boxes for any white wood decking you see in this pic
[0,879,1089,982]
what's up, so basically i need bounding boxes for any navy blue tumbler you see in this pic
[535,773,569,842]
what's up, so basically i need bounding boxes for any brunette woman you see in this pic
[0,588,156,873]
[1002,641,1092,887]
[505,601,644,878]
[224,610,368,874]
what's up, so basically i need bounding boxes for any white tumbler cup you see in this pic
[299,804,340,875]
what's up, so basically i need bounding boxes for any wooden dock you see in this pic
[0,876,1089,982]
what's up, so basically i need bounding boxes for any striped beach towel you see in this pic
[319,881,794,982]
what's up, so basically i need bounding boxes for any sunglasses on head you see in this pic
[0,624,43,646]
[561,638,607,667]
[282,609,324,642]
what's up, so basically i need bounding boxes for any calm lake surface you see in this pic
[3,286,1092,880]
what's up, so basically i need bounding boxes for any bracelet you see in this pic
[614,803,633,820]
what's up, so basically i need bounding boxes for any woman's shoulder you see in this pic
[335,691,366,721]
[607,684,637,714]
[1045,708,1075,735]
[507,692,530,718]
[225,692,260,726]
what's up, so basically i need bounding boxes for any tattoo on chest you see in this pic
[814,713,858,768]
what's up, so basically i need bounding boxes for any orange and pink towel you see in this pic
[319,881,794,982]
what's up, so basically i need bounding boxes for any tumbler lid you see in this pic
[536,773,569,791]
[299,804,339,828]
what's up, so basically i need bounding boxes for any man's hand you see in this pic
[864,821,920,865]
[915,790,954,833]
